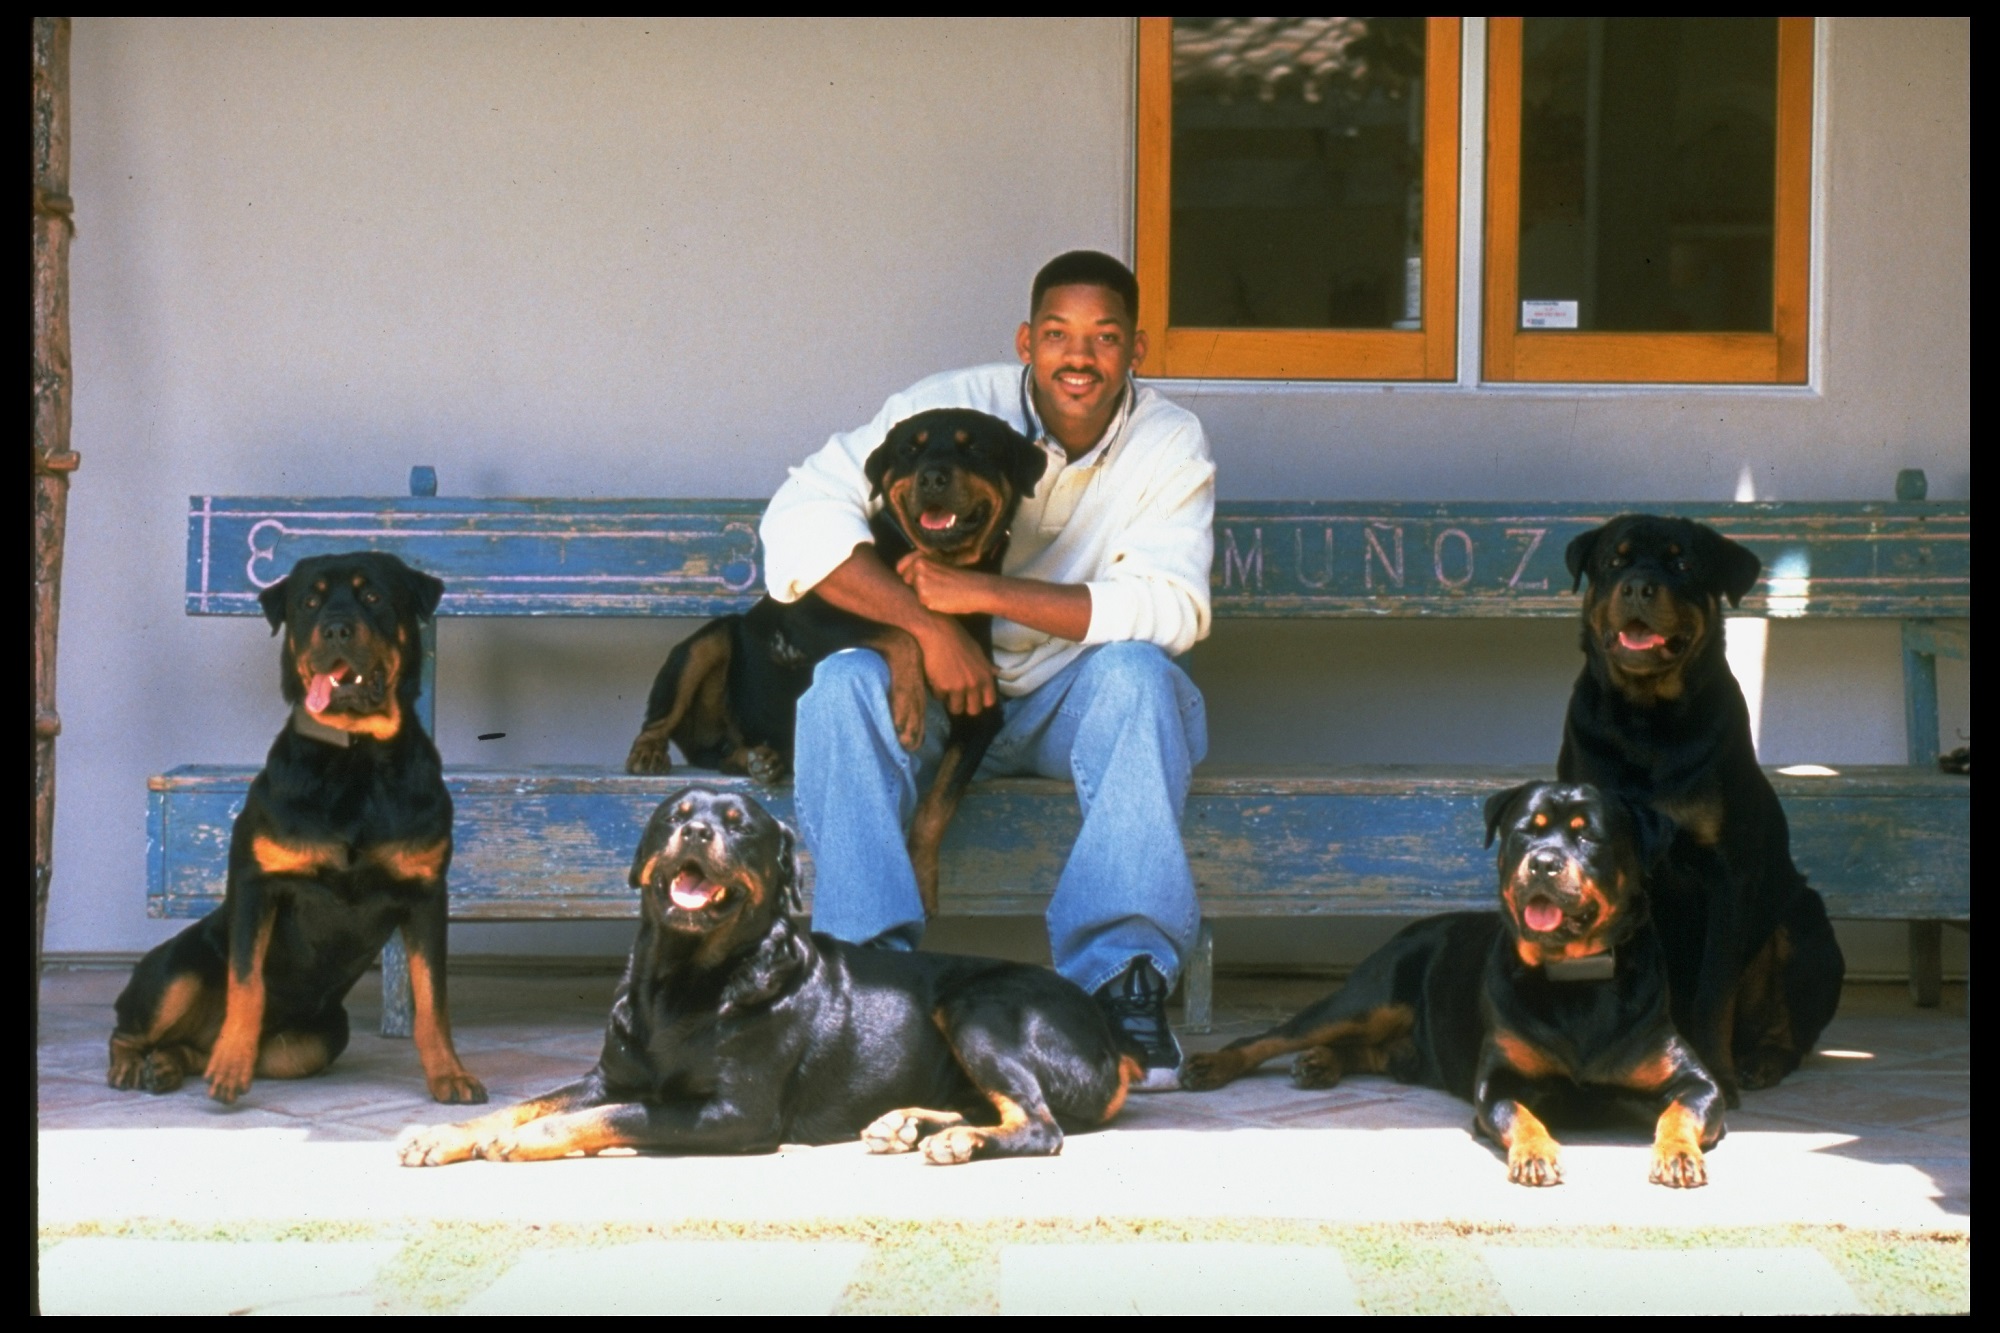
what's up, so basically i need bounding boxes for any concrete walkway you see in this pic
[37,968,1968,1313]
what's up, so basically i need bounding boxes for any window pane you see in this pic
[1519,18,1778,333]
[1170,17,1427,330]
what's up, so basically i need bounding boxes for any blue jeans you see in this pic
[793,641,1207,994]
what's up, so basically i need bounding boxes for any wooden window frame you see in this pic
[1482,17,1814,384]
[1134,16,1463,381]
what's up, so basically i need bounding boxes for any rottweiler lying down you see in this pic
[398,788,1137,1167]
[625,407,1046,915]
[1561,515,1843,1099]
[1182,782,1726,1188]
[109,552,484,1105]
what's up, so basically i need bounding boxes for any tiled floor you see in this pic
[36,967,1969,1313]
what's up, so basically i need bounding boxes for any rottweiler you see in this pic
[1183,782,1726,1188]
[1560,514,1844,1100]
[397,787,1137,1166]
[624,407,1047,914]
[107,552,484,1105]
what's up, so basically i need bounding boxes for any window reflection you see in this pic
[1518,18,1779,333]
[1170,17,1428,331]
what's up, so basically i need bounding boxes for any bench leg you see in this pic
[1180,919,1214,1035]
[1909,920,1943,1008]
[379,931,414,1037]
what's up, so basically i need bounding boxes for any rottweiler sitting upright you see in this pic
[1183,782,1726,1189]
[1560,514,1844,1099]
[398,787,1137,1167]
[624,407,1047,914]
[107,552,484,1106]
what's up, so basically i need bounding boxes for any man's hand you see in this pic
[896,553,996,617]
[914,616,998,716]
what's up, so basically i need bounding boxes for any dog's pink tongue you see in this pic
[1619,628,1667,651]
[920,510,957,531]
[1524,900,1565,933]
[669,869,718,911]
[305,673,336,715]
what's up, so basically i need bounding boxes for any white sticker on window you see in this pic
[1521,300,1579,329]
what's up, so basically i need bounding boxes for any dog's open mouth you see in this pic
[1612,621,1689,658]
[1522,896,1567,933]
[912,501,991,546]
[303,660,382,715]
[667,863,730,913]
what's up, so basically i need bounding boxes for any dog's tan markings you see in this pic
[907,744,969,917]
[1182,1004,1413,1091]
[1649,1101,1709,1187]
[206,905,278,1102]
[1621,1048,1678,1092]
[252,834,349,876]
[107,972,222,1093]
[369,839,448,882]
[626,623,736,774]
[408,949,486,1104]
[862,1106,965,1154]
[1495,1031,1561,1079]
[254,1029,337,1080]
[919,1090,1057,1166]
[1098,1055,1142,1123]
[1496,1100,1563,1186]
[1654,792,1723,847]
[959,473,1011,566]
[852,625,926,752]
[1732,927,1801,1089]
[399,1089,592,1166]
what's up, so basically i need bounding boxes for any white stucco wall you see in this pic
[51,18,1967,976]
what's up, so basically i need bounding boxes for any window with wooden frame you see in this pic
[1483,17,1813,384]
[1134,17,1462,380]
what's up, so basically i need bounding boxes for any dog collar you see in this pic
[1543,951,1616,982]
[292,705,352,748]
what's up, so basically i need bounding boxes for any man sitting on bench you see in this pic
[760,250,1216,1090]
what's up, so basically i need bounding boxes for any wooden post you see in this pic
[33,18,77,968]
[1895,469,1946,1008]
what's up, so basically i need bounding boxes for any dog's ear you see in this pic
[258,577,290,633]
[864,427,906,503]
[774,821,804,915]
[1483,783,1536,847]
[1701,528,1762,608]
[1006,427,1048,500]
[1564,525,1606,594]
[402,565,446,621]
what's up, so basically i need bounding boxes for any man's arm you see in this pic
[894,558,1092,644]
[814,546,999,716]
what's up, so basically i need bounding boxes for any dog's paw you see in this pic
[625,738,674,776]
[1289,1046,1344,1089]
[1507,1144,1564,1187]
[107,1036,159,1092]
[1736,1049,1795,1091]
[427,1070,488,1105]
[863,1107,963,1154]
[1178,1051,1241,1092]
[204,1043,258,1104]
[1649,1145,1708,1189]
[745,745,789,785]
[919,1125,983,1166]
[396,1122,483,1167]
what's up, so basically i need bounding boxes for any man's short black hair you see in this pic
[1030,250,1139,324]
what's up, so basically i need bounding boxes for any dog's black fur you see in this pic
[398,788,1137,1167]
[109,552,484,1105]
[625,407,1046,913]
[1559,514,1844,1101]
[1182,782,1726,1188]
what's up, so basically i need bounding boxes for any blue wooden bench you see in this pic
[151,469,1969,1033]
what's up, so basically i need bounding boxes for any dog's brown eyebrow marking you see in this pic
[954,430,970,444]
[914,431,929,444]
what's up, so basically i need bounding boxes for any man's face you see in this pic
[1015,283,1147,448]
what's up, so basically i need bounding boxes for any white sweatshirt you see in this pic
[759,363,1216,696]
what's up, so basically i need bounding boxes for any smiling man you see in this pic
[759,251,1215,1089]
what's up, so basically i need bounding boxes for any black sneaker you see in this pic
[1095,959,1182,1092]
